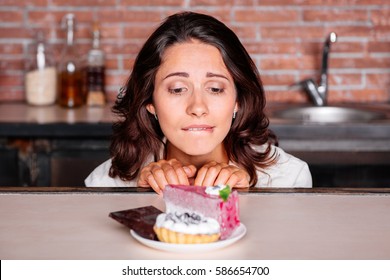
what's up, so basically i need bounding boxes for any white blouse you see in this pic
[85,145,312,188]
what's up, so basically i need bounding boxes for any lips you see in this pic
[182,125,214,132]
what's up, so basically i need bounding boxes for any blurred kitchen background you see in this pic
[0,0,389,103]
[0,0,389,188]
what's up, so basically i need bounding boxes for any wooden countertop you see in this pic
[1,189,389,259]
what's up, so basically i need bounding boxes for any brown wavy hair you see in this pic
[109,11,277,187]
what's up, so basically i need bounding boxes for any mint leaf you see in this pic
[219,185,231,202]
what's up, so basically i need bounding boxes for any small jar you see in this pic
[25,31,57,106]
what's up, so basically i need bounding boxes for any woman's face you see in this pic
[148,40,237,163]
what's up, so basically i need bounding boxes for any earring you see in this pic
[154,113,158,120]
[233,111,237,119]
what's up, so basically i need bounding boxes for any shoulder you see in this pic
[253,144,312,188]
[84,159,137,187]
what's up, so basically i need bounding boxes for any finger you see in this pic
[176,168,190,185]
[202,166,222,186]
[226,171,250,189]
[195,162,221,186]
[150,165,169,191]
[148,176,164,195]
[161,162,180,185]
[195,161,220,186]
[183,164,197,178]
[214,167,232,186]
[137,167,152,187]
[194,164,211,186]
[137,171,163,195]
[166,159,190,185]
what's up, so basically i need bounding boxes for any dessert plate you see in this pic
[130,223,246,253]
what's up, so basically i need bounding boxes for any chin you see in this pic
[182,146,216,157]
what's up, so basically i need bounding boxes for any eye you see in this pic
[168,87,188,95]
[207,87,225,94]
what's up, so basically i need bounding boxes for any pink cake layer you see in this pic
[163,184,240,240]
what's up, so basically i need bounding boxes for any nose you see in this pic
[186,90,208,117]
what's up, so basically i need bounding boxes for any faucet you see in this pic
[298,32,337,106]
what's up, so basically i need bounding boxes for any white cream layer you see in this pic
[205,184,227,196]
[155,212,220,235]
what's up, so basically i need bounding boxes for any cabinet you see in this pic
[0,138,109,186]
[274,130,390,188]
[0,143,18,185]
[0,104,112,186]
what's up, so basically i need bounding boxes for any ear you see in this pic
[234,102,239,113]
[146,103,156,115]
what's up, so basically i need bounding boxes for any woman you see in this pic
[85,12,312,193]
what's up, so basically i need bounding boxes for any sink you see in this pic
[272,106,386,123]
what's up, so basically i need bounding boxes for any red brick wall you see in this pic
[0,0,389,104]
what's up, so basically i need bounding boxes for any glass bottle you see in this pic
[58,13,84,108]
[85,22,106,106]
[25,31,57,106]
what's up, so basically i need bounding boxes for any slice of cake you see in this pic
[154,184,240,243]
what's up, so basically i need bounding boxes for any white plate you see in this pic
[130,223,246,253]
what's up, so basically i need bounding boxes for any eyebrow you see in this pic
[163,72,189,80]
[163,71,229,81]
[206,72,229,80]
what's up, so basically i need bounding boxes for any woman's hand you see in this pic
[194,161,250,189]
[137,159,196,194]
